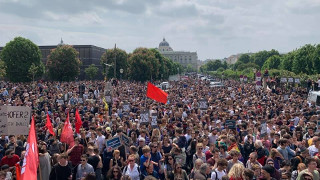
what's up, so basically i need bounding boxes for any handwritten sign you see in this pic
[106,136,121,151]
[260,121,267,137]
[121,134,131,147]
[123,101,130,112]
[295,78,300,84]
[140,110,149,125]
[0,106,31,135]
[151,113,157,127]
[280,78,287,83]
[288,77,294,83]
[199,99,208,110]
[225,120,236,129]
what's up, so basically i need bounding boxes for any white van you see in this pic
[307,91,320,106]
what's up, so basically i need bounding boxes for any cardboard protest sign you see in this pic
[140,110,149,125]
[260,121,267,137]
[0,106,31,135]
[280,78,287,83]
[288,77,294,83]
[121,134,131,147]
[106,136,121,150]
[151,113,157,127]
[295,78,300,84]
[226,100,233,105]
[225,120,236,129]
[199,99,208,110]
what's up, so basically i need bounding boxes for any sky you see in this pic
[0,0,320,60]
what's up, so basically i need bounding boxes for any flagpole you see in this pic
[38,165,42,180]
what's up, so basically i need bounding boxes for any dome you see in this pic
[159,38,170,47]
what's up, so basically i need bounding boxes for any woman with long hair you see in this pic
[106,166,122,180]
[164,154,175,180]
[228,163,245,180]
[173,162,188,180]
[161,136,172,155]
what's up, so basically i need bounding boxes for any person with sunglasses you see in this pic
[123,154,141,180]
[164,154,175,180]
[193,143,206,165]
[301,172,314,180]
[106,166,122,180]
[0,149,19,167]
[76,154,94,180]
[173,162,189,180]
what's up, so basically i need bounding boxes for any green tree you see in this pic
[313,44,320,74]
[28,63,45,82]
[281,51,295,71]
[252,49,279,68]
[262,55,282,70]
[238,54,251,64]
[85,64,99,80]
[186,64,196,72]
[237,62,259,71]
[206,60,222,71]
[0,37,44,82]
[0,59,6,79]
[292,44,315,75]
[46,45,81,81]
[100,47,128,79]
[127,48,160,82]
[150,49,169,79]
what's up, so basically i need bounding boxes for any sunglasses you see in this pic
[168,158,173,160]
[10,153,14,155]
[81,159,86,161]
[304,177,312,180]
[129,160,134,162]
[198,148,203,150]
[152,146,158,148]
[176,167,182,169]
[113,171,119,173]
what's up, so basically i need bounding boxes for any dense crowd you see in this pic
[0,75,319,180]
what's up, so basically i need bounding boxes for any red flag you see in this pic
[75,109,82,134]
[60,113,75,147]
[146,82,168,104]
[16,162,21,180]
[21,116,39,180]
[45,113,55,136]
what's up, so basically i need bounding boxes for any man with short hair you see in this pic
[0,149,20,167]
[297,157,320,180]
[308,136,320,157]
[76,154,94,180]
[211,159,227,180]
[49,153,73,180]
[246,152,262,169]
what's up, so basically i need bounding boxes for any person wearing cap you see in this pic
[296,157,319,180]
[308,136,320,157]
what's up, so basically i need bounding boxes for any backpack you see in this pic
[212,169,226,180]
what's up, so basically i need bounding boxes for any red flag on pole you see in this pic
[75,109,82,134]
[146,82,168,104]
[60,113,75,147]
[21,116,39,180]
[45,113,55,136]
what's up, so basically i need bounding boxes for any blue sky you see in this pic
[0,0,320,60]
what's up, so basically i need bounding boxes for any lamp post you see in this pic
[104,63,112,81]
[120,68,123,80]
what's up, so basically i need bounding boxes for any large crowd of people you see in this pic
[0,75,319,180]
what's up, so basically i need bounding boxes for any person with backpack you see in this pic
[291,147,309,171]
[211,159,228,180]
[123,154,141,180]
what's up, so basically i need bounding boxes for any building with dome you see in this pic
[158,38,198,70]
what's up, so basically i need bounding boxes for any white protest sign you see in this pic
[280,78,287,83]
[295,78,300,84]
[151,113,157,127]
[199,99,208,110]
[288,77,294,83]
[123,101,130,112]
[140,110,149,125]
[0,106,31,135]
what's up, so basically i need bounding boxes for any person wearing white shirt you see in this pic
[95,127,105,154]
[308,137,320,157]
[123,155,141,180]
[211,159,227,180]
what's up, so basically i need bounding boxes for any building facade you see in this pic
[158,38,198,70]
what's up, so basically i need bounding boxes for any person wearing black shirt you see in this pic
[49,153,73,180]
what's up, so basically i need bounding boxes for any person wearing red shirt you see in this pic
[67,138,84,166]
[0,149,20,167]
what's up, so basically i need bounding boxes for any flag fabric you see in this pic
[146,82,168,104]
[21,116,39,180]
[45,113,55,136]
[16,160,21,180]
[103,97,109,111]
[60,113,75,147]
[75,109,82,134]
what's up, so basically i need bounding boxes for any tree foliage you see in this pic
[262,55,282,70]
[0,37,44,82]
[100,47,128,79]
[46,45,81,81]
[28,63,45,82]
[85,64,99,80]
[292,44,315,75]
[0,59,6,79]
[252,49,279,68]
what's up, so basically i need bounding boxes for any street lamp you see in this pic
[120,68,123,80]
[104,63,112,81]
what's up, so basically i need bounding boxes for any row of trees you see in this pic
[201,44,320,81]
[0,37,183,82]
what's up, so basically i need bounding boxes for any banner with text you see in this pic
[0,106,31,135]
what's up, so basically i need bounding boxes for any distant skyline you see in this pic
[0,0,320,60]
